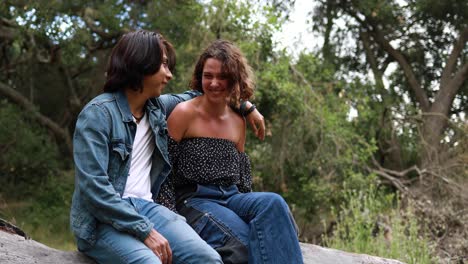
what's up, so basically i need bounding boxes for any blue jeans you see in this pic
[177,185,304,264]
[77,197,222,264]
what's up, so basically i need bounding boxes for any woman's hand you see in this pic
[245,106,265,140]
[144,229,172,264]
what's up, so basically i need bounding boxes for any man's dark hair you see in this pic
[104,30,175,92]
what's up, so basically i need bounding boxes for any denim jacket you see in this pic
[70,90,200,246]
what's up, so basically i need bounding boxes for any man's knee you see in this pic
[194,244,223,263]
[174,240,222,263]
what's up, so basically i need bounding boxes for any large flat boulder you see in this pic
[300,243,405,264]
[0,230,405,264]
[0,230,94,264]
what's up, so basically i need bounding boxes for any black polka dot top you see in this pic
[157,137,252,212]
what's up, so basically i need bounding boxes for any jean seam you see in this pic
[253,219,269,264]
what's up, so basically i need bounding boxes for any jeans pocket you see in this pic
[181,205,229,249]
[76,237,92,252]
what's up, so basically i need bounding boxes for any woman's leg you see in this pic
[226,191,304,264]
[178,185,250,264]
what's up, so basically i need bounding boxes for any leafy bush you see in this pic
[248,52,377,233]
[0,100,63,196]
[323,183,437,263]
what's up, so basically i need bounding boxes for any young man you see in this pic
[70,30,264,264]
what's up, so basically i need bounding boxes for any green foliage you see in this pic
[26,171,75,250]
[0,101,73,249]
[323,184,437,264]
[248,51,378,227]
[1,171,76,250]
[0,101,63,196]
[1,1,463,260]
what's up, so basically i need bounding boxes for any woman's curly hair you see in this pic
[190,40,255,107]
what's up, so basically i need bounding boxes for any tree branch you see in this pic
[360,31,384,89]
[0,19,17,41]
[440,28,468,87]
[83,7,123,40]
[368,25,431,112]
[0,81,72,155]
[434,63,468,113]
[347,10,430,111]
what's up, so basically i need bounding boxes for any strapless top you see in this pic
[157,137,252,211]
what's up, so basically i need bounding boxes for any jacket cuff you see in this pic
[134,221,154,242]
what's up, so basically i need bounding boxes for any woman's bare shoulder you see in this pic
[230,108,246,126]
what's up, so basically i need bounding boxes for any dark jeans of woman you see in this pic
[177,184,304,264]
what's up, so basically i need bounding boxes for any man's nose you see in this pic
[166,68,172,80]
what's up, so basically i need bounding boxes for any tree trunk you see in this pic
[421,110,448,168]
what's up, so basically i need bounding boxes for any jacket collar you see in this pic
[114,90,133,123]
[114,90,160,123]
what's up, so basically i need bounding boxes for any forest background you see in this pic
[0,1,466,263]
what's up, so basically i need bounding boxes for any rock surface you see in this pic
[0,230,405,264]
[300,242,405,264]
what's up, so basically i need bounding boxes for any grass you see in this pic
[322,184,438,264]
[0,171,77,251]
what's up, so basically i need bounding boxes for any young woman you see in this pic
[158,40,303,264]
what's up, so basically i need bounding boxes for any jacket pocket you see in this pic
[108,140,131,184]
[111,141,130,160]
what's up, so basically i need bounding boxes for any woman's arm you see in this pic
[235,117,247,152]
[242,101,265,141]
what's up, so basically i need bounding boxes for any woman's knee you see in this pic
[258,192,289,210]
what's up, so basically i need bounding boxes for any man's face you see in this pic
[142,54,173,98]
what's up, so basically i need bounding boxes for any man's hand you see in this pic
[245,106,265,140]
[144,229,172,264]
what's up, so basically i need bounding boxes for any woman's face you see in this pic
[202,58,229,101]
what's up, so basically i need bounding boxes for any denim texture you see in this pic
[77,198,222,264]
[70,90,200,245]
[177,184,304,264]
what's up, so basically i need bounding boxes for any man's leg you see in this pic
[133,198,222,264]
[226,191,304,264]
[77,223,160,264]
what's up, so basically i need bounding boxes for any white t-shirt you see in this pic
[122,114,155,201]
